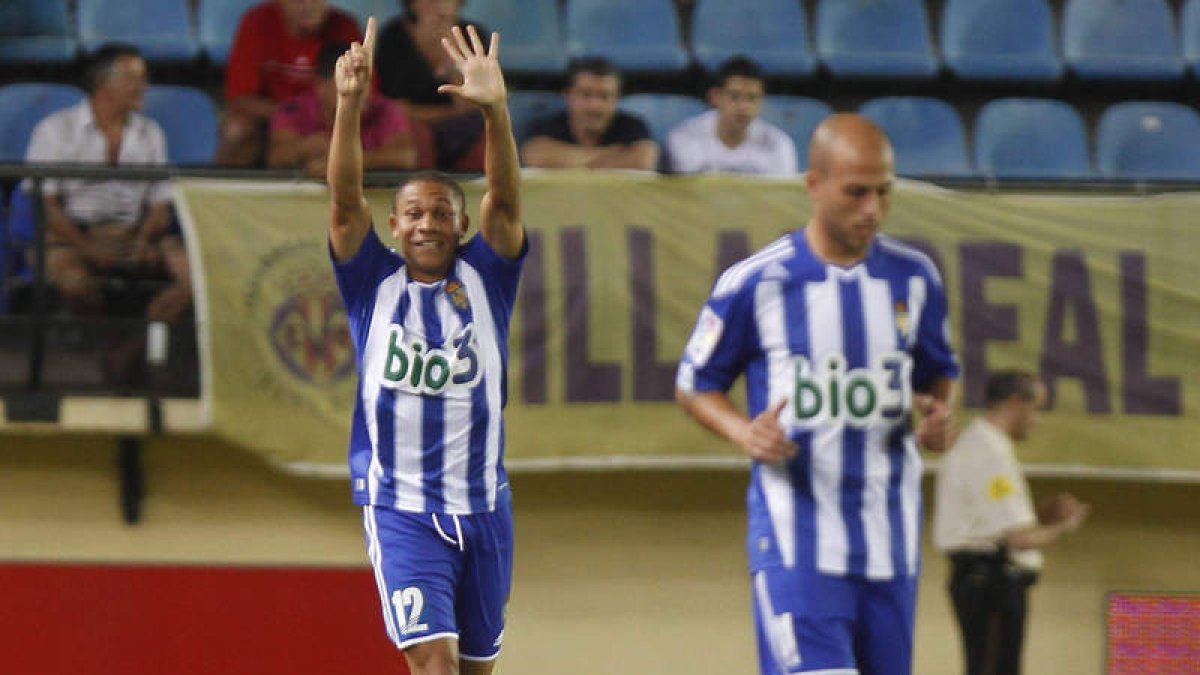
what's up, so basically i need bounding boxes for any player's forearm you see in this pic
[328,97,366,207]
[482,101,520,217]
[676,389,750,448]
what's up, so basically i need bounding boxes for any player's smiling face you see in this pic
[390,180,468,283]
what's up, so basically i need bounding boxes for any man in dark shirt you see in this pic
[520,57,658,170]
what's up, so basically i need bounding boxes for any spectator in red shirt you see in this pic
[217,0,362,167]
[268,43,420,179]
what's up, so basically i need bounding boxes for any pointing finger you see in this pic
[362,17,377,55]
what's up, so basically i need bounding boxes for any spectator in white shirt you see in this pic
[666,56,798,176]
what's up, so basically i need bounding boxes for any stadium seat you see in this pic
[759,96,833,172]
[0,83,86,163]
[142,86,219,166]
[466,0,567,76]
[619,94,708,149]
[690,0,817,78]
[859,96,972,177]
[329,0,400,30]
[78,0,200,62]
[1096,102,1200,180]
[564,0,690,75]
[941,0,1063,81]
[973,98,1091,179]
[0,0,76,65]
[1062,0,1183,81]
[198,0,259,65]
[1181,0,1200,77]
[815,0,939,79]
[508,90,565,142]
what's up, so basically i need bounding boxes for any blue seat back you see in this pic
[859,96,971,176]
[78,0,199,62]
[466,0,567,75]
[759,96,833,172]
[974,98,1091,179]
[1181,0,1200,75]
[198,0,259,65]
[0,0,76,63]
[142,86,219,166]
[1062,0,1182,80]
[0,83,86,163]
[690,0,816,77]
[565,0,690,73]
[815,0,938,78]
[508,90,565,142]
[1097,102,1200,179]
[619,94,708,149]
[941,0,1062,81]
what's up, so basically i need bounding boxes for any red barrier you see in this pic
[0,563,408,675]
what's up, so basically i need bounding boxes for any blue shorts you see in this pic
[362,493,514,661]
[752,565,917,675]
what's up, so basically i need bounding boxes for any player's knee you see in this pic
[404,639,459,675]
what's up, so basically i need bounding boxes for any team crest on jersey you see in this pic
[684,306,724,366]
[445,280,470,311]
[894,301,910,340]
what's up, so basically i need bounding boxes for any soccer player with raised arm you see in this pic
[675,114,959,675]
[327,18,524,675]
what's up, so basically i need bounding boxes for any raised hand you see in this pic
[336,16,377,102]
[436,25,506,111]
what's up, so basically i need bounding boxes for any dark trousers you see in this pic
[949,552,1038,675]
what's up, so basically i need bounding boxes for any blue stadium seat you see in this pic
[859,97,972,177]
[0,0,77,64]
[330,0,399,30]
[198,0,259,65]
[815,0,939,79]
[941,0,1063,81]
[508,90,565,142]
[619,94,708,149]
[0,83,86,163]
[974,98,1091,179]
[78,0,200,62]
[690,0,817,78]
[1062,0,1183,81]
[564,0,690,74]
[1096,102,1200,180]
[1181,0,1200,77]
[759,96,833,172]
[466,0,567,76]
[142,86,219,166]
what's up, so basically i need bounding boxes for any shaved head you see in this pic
[804,113,896,266]
[807,113,893,176]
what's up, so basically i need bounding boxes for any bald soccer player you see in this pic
[676,114,960,675]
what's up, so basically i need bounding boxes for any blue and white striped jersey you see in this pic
[678,230,959,580]
[333,229,525,515]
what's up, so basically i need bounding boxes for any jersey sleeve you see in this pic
[676,283,756,394]
[912,264,960,391]
[963,443,1038,540]
[330,228,401,336]
[459,234,527,311]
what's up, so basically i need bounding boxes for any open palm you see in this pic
[437,25,506,110]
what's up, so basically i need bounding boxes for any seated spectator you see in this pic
[376,0,488,171]
[520,56,659,171]
[268,42,419,179]
[218,0,362,167]
[666,56,797,176]
[24,44,191,385]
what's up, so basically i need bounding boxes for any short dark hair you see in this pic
[84,43,142,94]
[316,42,351,78]
[714,55,764,88]
[565,56,620,90]
[984,370,1040,408]
[393,170,467,215]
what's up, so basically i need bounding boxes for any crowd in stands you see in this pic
[6,0,1200,393]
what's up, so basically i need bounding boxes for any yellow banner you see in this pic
[176,174,1199,474]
